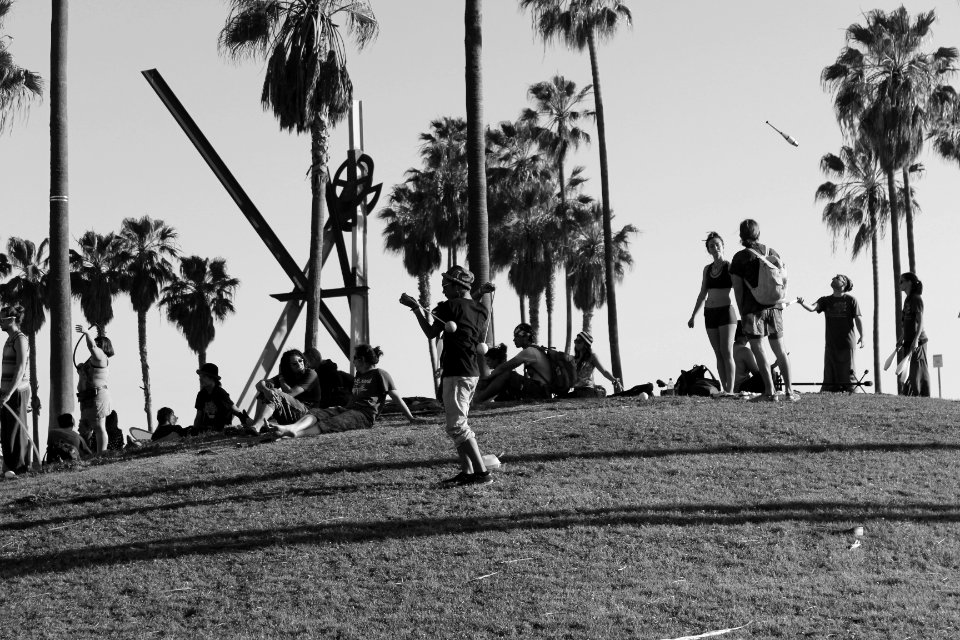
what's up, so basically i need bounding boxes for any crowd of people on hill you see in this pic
[0,219,935,481]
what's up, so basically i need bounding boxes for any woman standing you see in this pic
[898,272,930,397]
[75,325,113,453]
[1,305,31,477]
[688,232,737,393]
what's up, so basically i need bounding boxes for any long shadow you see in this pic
[2,499,958,579]
[8,441,960,514]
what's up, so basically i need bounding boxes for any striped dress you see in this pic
[1,331,31,473]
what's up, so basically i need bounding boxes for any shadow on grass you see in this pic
[8,441,960,514]
[2,498,959,579]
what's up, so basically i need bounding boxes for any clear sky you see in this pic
[2,1,959,440]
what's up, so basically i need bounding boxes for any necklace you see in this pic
[709,260,724,278]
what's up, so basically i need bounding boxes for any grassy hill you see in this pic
[1,393,958,639]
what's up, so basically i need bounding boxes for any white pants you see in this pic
[442,376,478,445]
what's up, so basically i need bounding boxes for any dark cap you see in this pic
[441,265,475,289]
[196,363,221,380]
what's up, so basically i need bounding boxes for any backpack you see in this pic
[675,365,721,397]
[47,439,80,464]
[747,247,788,306]
[536,346,577,396]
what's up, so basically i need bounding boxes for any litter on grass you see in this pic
[659,622,751,640]
[470,571,500,582]
[849,539,862,550]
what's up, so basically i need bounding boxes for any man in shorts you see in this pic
[728,219,796,402]
[473,323,552,403]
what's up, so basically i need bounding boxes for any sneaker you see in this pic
[223,425,241,436]
[783,391,801,402]
[749,393,779,403]
[459,471,493,486]
[440,471,473,485]
[3,470,17,479]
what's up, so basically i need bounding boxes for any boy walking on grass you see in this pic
[411,266,495,486]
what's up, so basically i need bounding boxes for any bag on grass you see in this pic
[46,439,80,464]
[747,247,788,306]
[536,346,577,396]
[675,365,721,397]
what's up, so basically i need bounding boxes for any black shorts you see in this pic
[704,305,737,329]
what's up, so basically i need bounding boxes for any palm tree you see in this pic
[116,216,179,431]
[520,0,632,378]
[464,0,491,320]
[815,144,896,393]
[822,7,957,343]
[219,0,378,352]
[49,0,73,429]
[379,183,442,393]
[0,0,42,132]
[411,117,469,267]
[69,231,123,329]
[521,75,593,352]
[567,203,636,335]
[160,256,239,367]
[0,237,47,443]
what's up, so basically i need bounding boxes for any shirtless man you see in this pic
[473,323,552,403]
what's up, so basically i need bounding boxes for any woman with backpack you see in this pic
[898,272,930,397]
[688,231,737,393]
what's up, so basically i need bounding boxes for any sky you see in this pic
[2,1,960,448]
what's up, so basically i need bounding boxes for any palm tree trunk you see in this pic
[870,221,881,394]
[583,309,593,334]
[885,169,903,394]
[529,290,541,339]
[558,156,573,354]
[418,273,439,396]
[519,293,527,324]
[27,332,40,445]
[48,0,75,431]
[137,309,154,431]
[587,32,622,380]
[901,167,916,272]
[464,0,490,298]
[545,269,554,348]
[306,115,330,352]
[198,351,206,368]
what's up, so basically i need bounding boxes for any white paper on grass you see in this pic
[659,624,750,640]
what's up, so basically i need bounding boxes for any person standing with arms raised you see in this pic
[411,266,496,486]
[728,219,797,402]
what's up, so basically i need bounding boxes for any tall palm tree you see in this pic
[464,0,491,321]
[822,7,957,343]
[520,0,632,378]
[522,75,593,352]
[49,0,73,429]
[116,216,179,431]
[219,0,378,352]
[0,237,47,443]
[160,256,239,367]
[411,117,469,267]
[69,231,123,329]
[815,144,895,393]
[379,183,443,393]
[568,203,635,335]
[0,0,42,132]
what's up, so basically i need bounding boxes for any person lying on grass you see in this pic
[472,323,552,404]
[242,349,319,435]
[270,344,426,438]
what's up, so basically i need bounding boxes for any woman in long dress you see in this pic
[688,232,737,393]
[898,272,930,397]
[1,304,31,476]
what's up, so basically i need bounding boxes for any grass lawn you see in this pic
[1,393,958,639]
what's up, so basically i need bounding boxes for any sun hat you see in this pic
[196,362,221,380]
[441,265,475,290]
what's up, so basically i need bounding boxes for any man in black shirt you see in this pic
[728,219,796,401]
[412,266,495,485]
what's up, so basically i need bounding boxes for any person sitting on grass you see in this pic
[561,331,622,398]
[192,363,247,434]
[473,323,552,404]
[47,413,93,463]
[303,347,354,408]
[271,344,425,438]
[242,349,319,435]
[152,407,191,442]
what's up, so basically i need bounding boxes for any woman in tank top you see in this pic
[688,232,737,393]
[1,304,31,476]
[75,325,114,453]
